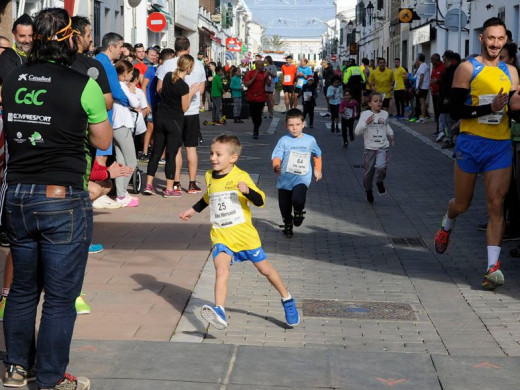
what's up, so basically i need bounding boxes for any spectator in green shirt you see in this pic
[211,65,224,124]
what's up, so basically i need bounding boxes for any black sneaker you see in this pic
[3,364,36,387]
[366,190,374,203]
[0,231,9,247]
[343,142,349,149]
[293,211,306,227]
[281,223,293,238]
[188,181,202,194]
[376,182,386,195]
[477,223,487,232]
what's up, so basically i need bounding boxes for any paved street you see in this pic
[2,96,520,389]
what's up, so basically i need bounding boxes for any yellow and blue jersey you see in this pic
[460,58,512,140]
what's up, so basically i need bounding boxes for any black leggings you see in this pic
[278,184,308,224]
[303,102,314,126]
[147,115,182,180]
[249,101,265,135]
[394,90,405,116]
[341,118,355,143]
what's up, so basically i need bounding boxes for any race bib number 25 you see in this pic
[209,191,245,228]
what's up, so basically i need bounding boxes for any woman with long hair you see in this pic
[144,54,199,197]
[264,56,278,118]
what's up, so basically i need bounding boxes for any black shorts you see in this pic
[330,104,340,119]
[182,114,201,147]
[382,98,391,108]
[294,87,302,95]
[283,85,294,94]
[418,89,429,99]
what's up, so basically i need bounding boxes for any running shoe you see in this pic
[293,211,306,227]
[88,244,103,254]
[201,305,227,330]
[53,373,90,390]
[408,117,417,123]
[366,190,374,203]
[158,159,166,165]
[482,261,505,290]
[434,216,453,254]
[417,118,426,124]
[376,182,386,195]
[0,296,6,322]
[75,295,91,315]
[188,182,202,194]
[282,298,300,326]
[143,184,155,195]
[281,223,293,238]
[0,230,9,247]
[436,133,445,142]
[3,364,36,387]
[163,188,182,198]
[92,195,123,209]
[116,193,139,207]
[139,154,149,163]
[199,107,205,112]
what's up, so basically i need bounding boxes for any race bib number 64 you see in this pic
[209,191,245,228]
[286,150,310,175]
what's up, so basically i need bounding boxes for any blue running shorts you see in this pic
[453,133,512,174]
[212,244,267,265]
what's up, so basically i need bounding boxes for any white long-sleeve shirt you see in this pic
[354,110,394,150]
[112,82,146,130]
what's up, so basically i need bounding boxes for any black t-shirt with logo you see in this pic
[2,62,108,190]
[71,54,111,95]
[157,73,189,120]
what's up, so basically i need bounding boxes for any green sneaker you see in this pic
[0,296,6,322]
[408,117,417,123]
[75,295,91,315]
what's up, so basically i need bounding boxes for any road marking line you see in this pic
[266,118,279,134]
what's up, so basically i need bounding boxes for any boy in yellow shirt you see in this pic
[180,134,300,329]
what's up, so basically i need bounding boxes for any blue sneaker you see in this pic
[282,298,300,326]
[201,305,227,330]
[88,243,103,254]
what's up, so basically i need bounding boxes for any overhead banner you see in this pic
[226,37,242,52]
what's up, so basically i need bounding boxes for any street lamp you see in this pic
[365,1,384,25]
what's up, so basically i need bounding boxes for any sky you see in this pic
[242,0,337,38]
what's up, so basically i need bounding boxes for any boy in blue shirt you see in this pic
[272,109,323,238]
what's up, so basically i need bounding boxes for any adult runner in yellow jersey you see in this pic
[434,17,520,291]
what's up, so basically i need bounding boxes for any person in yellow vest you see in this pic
[343,60,365,106]
[368,57,394,111]
[393,58,407,119]
[434,17,520,291]
[360,57,371,106]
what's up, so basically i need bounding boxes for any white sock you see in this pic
[487,246,501,269]
[442,214,454,231]
[281,294,292,302]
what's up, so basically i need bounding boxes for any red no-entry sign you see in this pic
[147,12,167,33]
[331,55,337,62]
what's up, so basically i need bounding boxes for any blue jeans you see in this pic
[3,184,92,388]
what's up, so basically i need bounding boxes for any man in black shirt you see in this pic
[1,8,112,390]
[0,13,33,84]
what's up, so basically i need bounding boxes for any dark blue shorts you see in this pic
[453,133,512,174]
[212,243,267,265]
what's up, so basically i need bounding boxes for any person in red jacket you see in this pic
[243,60,271,139]
[430,53,446,138]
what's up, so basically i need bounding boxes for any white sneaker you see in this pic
[436,132,445,142]
[116,193,139,207]
[92,195,122,209]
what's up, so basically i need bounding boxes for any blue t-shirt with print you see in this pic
[296,66,313,89]
[272,133,322,190]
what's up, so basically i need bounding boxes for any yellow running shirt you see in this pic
[203,165,265,252]
[460,58,512,140]
[393,66,407,91]
[369,67,394,96]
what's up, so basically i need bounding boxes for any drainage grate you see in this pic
[391,237,427,248]
[302,299,418,321]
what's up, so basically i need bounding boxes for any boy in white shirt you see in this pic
[355,92,395,203]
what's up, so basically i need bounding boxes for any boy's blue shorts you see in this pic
[212,244,267,265]
[453,133,512,174]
